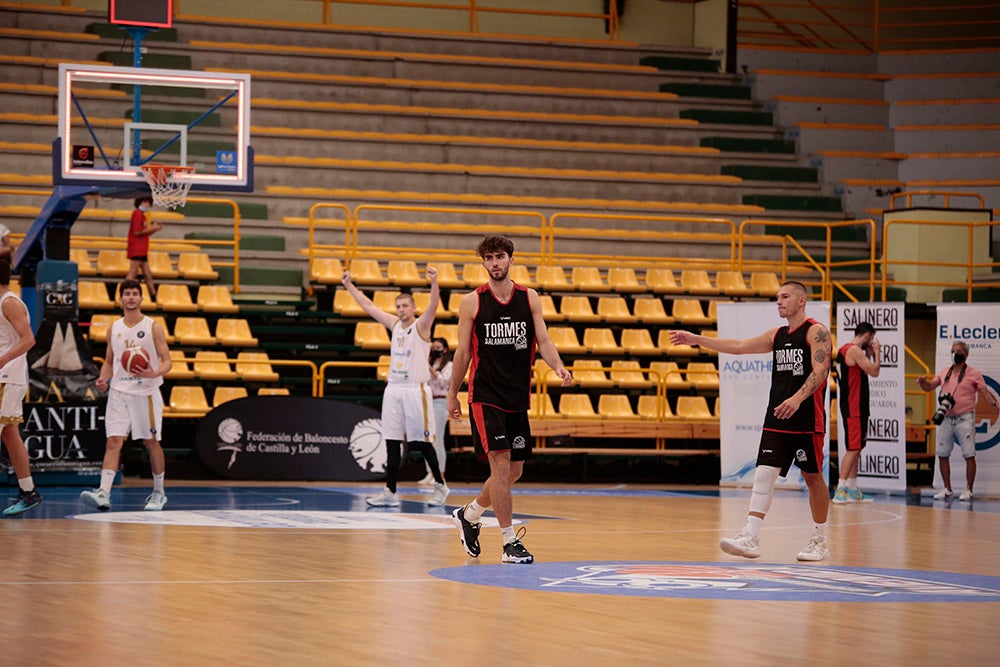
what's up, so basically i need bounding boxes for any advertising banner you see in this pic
[931,304,1000,495]
[836,302,907,493]
[717,301,831,488]
[197,396,390,481]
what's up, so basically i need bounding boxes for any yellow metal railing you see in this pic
[891,191,985,211]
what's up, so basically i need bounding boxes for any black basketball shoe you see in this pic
[451,506,482,557]
[502,528,534,564]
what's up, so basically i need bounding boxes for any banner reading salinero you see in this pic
[717,301,831,488]
[836,302,906,493]
[932,304,1000,495]
[196,396,389,481]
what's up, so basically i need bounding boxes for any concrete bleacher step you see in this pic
[767,96,890,127]
[898,152,1000,182]
[891,98,1000,126]
[659,82,751,99]
[98,51,192,70]
[749,69,888,102]
[700,137,796,153]
[789,123,894,155]
[85,22,179,41]
[638,56,721,73]
[745,194,844,213]
[721,165,818,182]
[679,109,774,125]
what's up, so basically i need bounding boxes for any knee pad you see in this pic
[749,466,781,516]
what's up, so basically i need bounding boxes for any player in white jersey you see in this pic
[80,279,172,512]
[0,259,42,516]
[341,265,449,507]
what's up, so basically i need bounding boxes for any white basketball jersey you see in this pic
[0,290,29,384]
[388,319,430,385]
[109,315,162,395]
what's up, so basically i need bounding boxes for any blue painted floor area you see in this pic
[2,483,998,520]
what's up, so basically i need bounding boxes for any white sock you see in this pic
[836,480,847,490]
[746,515,763,538]
[152,473,165,493]
[846,478,857,490]
[814,522,828,538]
[18,476,34,493]
[465,499,486,522]
[501,525,516,545]
[100,468,117,493]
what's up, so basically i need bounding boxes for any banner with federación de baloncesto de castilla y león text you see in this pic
[931,304,1000,496]
[717,301,831,488]
[836,302,906,494]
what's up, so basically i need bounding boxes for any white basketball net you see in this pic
[140,164,195,209]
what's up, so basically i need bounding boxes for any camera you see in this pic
[931,393,955,425]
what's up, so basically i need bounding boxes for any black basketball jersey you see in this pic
[763,318,826,433]
[469,282,536,412]
[837,343,869,420]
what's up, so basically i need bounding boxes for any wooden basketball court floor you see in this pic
[1,480,998,666]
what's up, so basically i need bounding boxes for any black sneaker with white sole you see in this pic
[451,506,482,557]
[502,527,534,564]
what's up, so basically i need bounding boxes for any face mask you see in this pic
[430,349,443,359]
[954,353,966,364]
[139,204,150,212]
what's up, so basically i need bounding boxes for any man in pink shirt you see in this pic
[917,341,1000,501]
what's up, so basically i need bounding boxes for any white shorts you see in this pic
[381,383,434,443]
[106,388,163,441]
[936,411,976,459]
[0,383,26,424]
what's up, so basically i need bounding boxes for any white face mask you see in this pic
[139,204,150,212]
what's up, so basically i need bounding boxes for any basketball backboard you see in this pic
[55,63,253,196]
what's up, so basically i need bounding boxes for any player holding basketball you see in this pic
[0,260,43,516]
[669,281,832,561]
[832,321,880,504]
[81,279,172,511]
[341,265,449,507]
[447,235,572,564]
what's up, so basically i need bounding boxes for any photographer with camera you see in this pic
[916,341,1000,501]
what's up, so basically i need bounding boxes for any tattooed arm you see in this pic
[772,323,832,420]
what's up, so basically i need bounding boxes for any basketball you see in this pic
[121,346,151,374]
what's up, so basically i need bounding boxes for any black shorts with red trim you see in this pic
[757,428,824,476]
[469,402,532,462]
[843,415,868,452]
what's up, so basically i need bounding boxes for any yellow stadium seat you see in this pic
[681,269,717,296]
[535,265,572,291]
[706,300,722,323]
[637,394,672,419]
[447,291,467,316]
[96,249,130,277]
[597,296,636,324]
[427,262,464,289]
[213,386,248,406]
[193,351,237,381]
[334,289,367,317]
[699,329,718,355]
[115,281,158,310]
[571,359,614,388]
[78,281,114,310]
[672,299,714,326]
[558,393,598,419]
[610,359,653,389]
[236,351,280,383]
[412,291,450,318]
[164,349,195,381]
[632,297,675,325]
[686,361,720,391]
[716,270,755,297]
[87,313,116,344]
[583,327,621,355]
[215,318,258,347]
[167,386,210,415]
[750,272,781,297]
[456,391,470,419]
[649,361,690,390]
[509,264,535,288]
[620,328,659,356]
[433,323,459,349]
[547,327,586,355]
[386,260,424,287]
[71,248,97,276]
[607,267,643,293]
[539,294,561,322]
[147,251,178,279]
[156,284,196,312]
[372,290,403,314]
[676,395,715,420]
[571,266,608,292]
[644,268,684,294]
[173,317,216,346]
[177,252,219,281]
[656,329,699,356]
[354,321,391,349]
[533,358,564,386]
[258,387,290,396]
[197,285,240,314]
[150,315,175,344]
[560,296,600,323]
[714,396,722,418]
[8,278,17,297]
[598,394,638,419]
[376,354,390,381]
[461,262,489,287]
[529,392,558,418]
[349,258,389,285]
[310,257,344,283]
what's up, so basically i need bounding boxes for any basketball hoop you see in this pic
[140,164,195,209]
